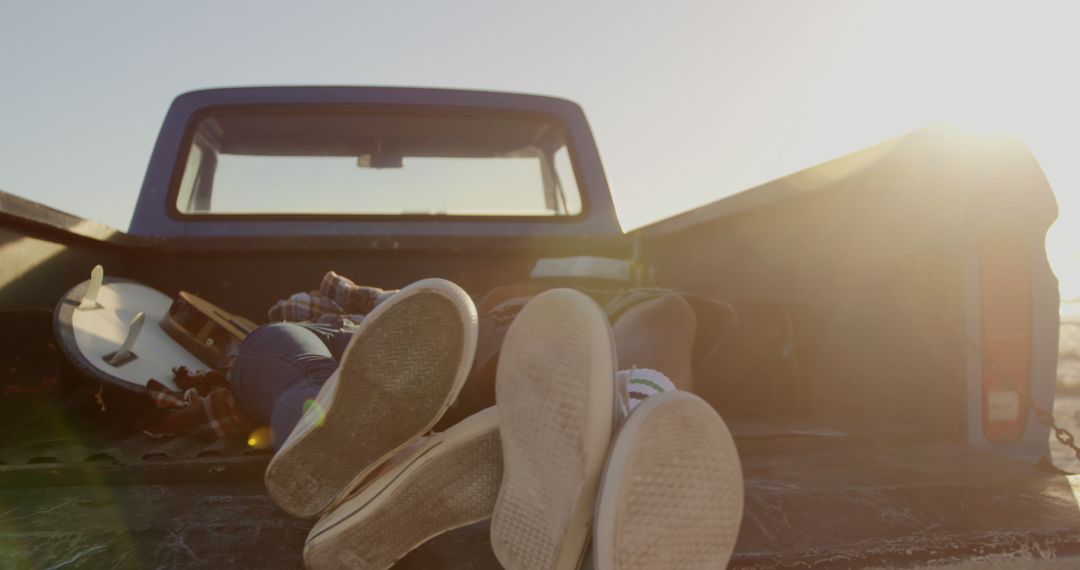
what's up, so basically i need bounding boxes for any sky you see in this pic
[2,1,1080,292]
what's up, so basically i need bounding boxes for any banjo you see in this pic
[55,265,257,393]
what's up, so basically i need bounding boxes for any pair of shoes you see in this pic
[267,282,742,569]
[490,289,744,570]
[265,278,483,521]
[265,278,502,569]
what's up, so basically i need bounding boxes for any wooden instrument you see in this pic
[55,265,259,393]
[160,291,258,370]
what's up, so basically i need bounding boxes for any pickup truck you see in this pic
[1,86,1076,569]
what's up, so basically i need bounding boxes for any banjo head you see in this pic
[55,277,210,393]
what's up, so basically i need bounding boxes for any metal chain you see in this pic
[967,338,1080,462]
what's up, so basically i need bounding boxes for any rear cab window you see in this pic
[173,109,583,218]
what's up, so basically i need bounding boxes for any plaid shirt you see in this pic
[142,367,254,439]
[146,273,396,440]
[268,271,397,324]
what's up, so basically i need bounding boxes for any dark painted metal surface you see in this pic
[0,481,503,569]
[731,442,1080,568]
[0,185,628,324]
[0,190,135,246]
[129,86,622,240]
[638,128,1059,462]
[2,443,1079,569]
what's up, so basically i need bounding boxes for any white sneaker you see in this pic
[593,391,744,570]
[265,278,478,519]
[303,407,502,570]
[490,288,617,570]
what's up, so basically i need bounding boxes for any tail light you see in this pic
[979,235,1032,442]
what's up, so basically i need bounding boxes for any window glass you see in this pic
[553,146,582,216]
[174,110,583,217]
[175,144,203,212]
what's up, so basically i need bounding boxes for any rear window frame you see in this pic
[165,104,591,223]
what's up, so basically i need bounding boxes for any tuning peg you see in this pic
[105,311,144,366]
[78,265,104,311]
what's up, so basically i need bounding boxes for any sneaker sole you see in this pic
[490,288,616,570]
[265,278,478,519]
[593,392,744,570]
[303,407,502,570]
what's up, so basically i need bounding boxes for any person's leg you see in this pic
[491,289,617,570]
[593,392,743,570]
[611,292,697,392]
[438,290,700,432]
[302,288,614,569]
[266,278,479,519]
[303,407,502,569]
[599,296,744,569]
[294,321,356,363]
[497,291,739,569]
[298,288,737,569]
[230,322,345,446]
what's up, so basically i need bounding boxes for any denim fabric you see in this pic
[229,322,354,449]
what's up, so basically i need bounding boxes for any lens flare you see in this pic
[247,426,273,450]
[302,398,327,428]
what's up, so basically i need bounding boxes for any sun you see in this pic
[845,2,1080,302]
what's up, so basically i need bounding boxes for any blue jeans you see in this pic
[230,322,354,450]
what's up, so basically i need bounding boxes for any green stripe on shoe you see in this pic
[629,377,667,394]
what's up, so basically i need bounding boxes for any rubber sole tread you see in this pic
[266,290,470,518]
[304,414,502,569]
[491,289,616,570]
[595,392,744,570]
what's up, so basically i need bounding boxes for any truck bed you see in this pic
[0,98,1074,568]
[4,435,1079,569]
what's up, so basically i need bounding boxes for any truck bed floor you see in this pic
[2,443,1079,569]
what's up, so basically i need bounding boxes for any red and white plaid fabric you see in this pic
[142,367,253,439]
[267,271,397,323]
[144,273,397,440]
